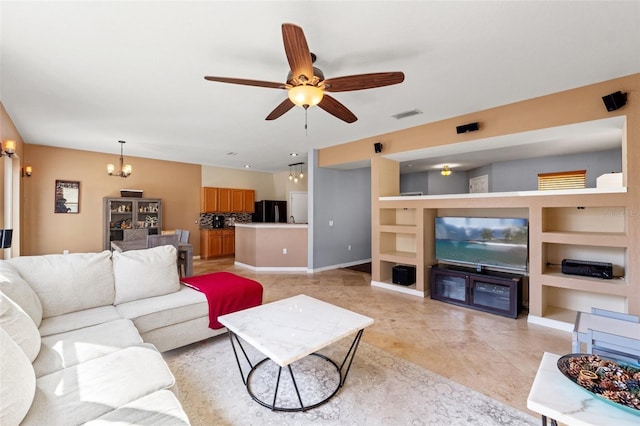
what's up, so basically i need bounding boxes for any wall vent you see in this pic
[392,109,423,119]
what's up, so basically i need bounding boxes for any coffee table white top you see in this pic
[527,352,640,426]
[218,294,374,367]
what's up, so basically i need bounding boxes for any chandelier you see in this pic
[107,140,132,178]
[288,162,305,183]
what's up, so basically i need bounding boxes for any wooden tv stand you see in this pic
[430,264,524,318]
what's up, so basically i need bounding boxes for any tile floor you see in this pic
[192,257,571,416]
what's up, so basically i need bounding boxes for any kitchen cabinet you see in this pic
[243,190,255,213]
[201,188,218,213]
[222,229,235,255]
[231,189,244,212]
[201,187,255,213]
[218,188,232,212]
[200,228,235,259]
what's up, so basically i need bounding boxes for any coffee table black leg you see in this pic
[287,365,305,410]
[227,331,254,385]
[337,328,364,387]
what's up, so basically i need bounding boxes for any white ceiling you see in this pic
[1,1,639,173]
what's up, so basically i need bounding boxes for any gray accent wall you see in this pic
[401,148,621,194]
[310,150,371,269]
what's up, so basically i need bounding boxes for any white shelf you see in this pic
[380,186,626,201]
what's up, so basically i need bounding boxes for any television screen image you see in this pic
[435,217,529,271]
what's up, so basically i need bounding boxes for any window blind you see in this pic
[538,170,586,190]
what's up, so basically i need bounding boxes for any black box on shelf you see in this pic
[392,265,416,285]
[120,189,143,198]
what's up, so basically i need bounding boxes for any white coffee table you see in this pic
[218,294,374,411]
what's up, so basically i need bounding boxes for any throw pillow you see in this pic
[113,245,180,305]
[0,292,41,362]
[0,328,36,426]
[0,261,43,326]
[8,251,115,318]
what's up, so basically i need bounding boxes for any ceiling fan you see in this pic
[204,23,405,123]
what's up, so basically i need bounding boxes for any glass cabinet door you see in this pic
[431,270,468,304]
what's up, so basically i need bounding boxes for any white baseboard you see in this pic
[370,280,426,298]
[310,258,372,273]
[234,261,309,273]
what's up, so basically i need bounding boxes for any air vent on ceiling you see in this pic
[392,109,422,120]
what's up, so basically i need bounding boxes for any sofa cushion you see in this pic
[34,319,143,378]
[22,344,176,426]
[84,390,190,425]
[7,251,115,318]
[0,261,43,326]
[116,285,208,333]
[0,292,41,362]
[0,328,36,426]
[113,245,180,305]
[38,305,122,337]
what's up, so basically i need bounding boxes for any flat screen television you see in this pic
[435,217,528,272]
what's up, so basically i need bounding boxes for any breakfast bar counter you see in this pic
[234,223,308,271]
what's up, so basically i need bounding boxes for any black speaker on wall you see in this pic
[374,142,383,153]
[456,122,479,134]
[602,91,627,111]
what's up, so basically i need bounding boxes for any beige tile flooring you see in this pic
[192,257,571,417]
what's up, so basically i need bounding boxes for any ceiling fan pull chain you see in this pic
[305,106,309,135]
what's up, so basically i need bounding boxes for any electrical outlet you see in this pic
[282,248,287,254]
[63,250,69,255]
[348,245,351,251]
[329,220,334,227]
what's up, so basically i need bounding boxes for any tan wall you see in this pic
[1,103,26,258]
[21,144,202,256]
[202,166,308,201]
[235,225,308,268]
[318,74,638,169]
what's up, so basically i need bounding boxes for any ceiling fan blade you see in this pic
[282,23,313,83]
[204,76,285,89]
[318,95,357,123]
[323,72,405,92]
[265,98,295,120]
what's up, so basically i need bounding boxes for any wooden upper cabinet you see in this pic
[243,190,255,213]
[218,188,232,212]
[201,187,218,213]
[231,189,244,212]
[201,187,255,213]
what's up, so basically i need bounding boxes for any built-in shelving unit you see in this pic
[371,165,632,330]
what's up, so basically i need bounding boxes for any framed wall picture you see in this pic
[55,180,80,213]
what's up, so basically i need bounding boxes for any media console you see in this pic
[430,264,523,318]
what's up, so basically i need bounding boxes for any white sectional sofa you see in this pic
[0,246,226,425]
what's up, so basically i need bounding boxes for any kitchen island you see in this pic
[234,223,308,271]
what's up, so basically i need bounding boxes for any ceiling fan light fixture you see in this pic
[288,85,323,108]
[441,165,452,176]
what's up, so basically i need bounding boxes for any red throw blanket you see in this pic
[181,272,263,329]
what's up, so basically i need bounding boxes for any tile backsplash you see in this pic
[200,212,252,228]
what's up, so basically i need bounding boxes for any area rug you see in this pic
[164,335,538,425]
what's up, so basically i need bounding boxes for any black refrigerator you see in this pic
[253,200,287,223]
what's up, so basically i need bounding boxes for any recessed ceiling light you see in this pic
[290,152,299,157]
[243,164,251,168]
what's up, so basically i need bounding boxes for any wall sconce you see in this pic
[288,162,305,183]
[441,165,452,176]
[1,139,16,157]
[22,166,33,177]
